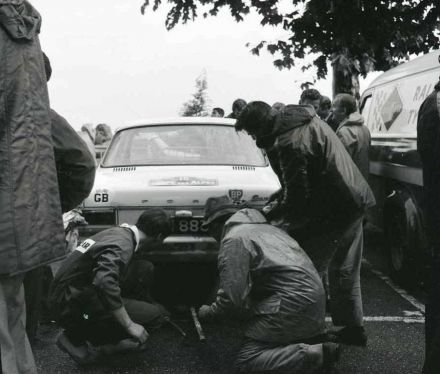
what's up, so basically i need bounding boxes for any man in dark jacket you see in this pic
[198,196,340,373]
[417,80,440,374]
[49,208,171,364]
[0,2,66,373]
[236,101,375,346]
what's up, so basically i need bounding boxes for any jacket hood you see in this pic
[272,105,316,136]
[337,112,364,130]
[223,208,267,235]
[0,1,41,41]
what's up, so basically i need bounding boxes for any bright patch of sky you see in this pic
[35,0,380,130]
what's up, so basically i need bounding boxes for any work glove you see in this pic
[198,304,215,321]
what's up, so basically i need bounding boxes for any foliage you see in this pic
[181,72,210,117]
[142,0,440,96]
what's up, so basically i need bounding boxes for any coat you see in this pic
[210,209,326,343]
[269,105,375,232]
[0,1,65,276]
[49,226,139,319]
[417,87,440,247]
[51,109,96,213]
[336,112,371,181]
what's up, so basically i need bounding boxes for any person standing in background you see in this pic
[0,1,66,373]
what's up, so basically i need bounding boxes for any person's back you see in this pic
[220,208,326,343]
[335,112,370,180]
[272,104,375,228]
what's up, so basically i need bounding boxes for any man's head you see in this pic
[136,208,171,243]
[202,196,239,241]
[95,123,112,145]
[235,101,275,149]
[232,99,247,117]
[211,107,225,118]
[331,93,357,127]
[317,96,332,120]
[272,102,285,113]
[299,88,322,111]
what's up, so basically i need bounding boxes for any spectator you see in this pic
[299,88,322,111]
[317,95,332,122]
[95,123,113,145]
[211,107,225,118]
[198,196,340,373]
[226,98,247,119]
[78,123,97,160]
[272,102,286,113]
[49,209,171,364]
[236,101,375,346]
[0,2,66,373]
[417,79,440,374]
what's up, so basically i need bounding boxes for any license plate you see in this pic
[174,218,209,234]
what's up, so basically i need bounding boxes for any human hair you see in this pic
[272,102,285,113]
[300,88,321,103]
[135,208,171,238]
[235,101,272,133]
[319,96,332,110]
[333,93,357,115]
[232,98,247,112]
[212,107,225,117]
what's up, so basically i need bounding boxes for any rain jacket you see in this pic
[210,209,326,343]
[0,1,65,276]
[269,105,375,231]
[49,225,139,319]
[51,109,96,212]
[336,112,371,181]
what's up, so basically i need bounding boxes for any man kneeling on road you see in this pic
[198,196,340,374]
[49,208,171,364]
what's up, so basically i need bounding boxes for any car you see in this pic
[80,117,281,263]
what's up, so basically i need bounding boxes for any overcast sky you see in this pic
[34,0,380,130]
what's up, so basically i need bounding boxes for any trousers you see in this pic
[235,338,321,373]
[299,215,364,327]
[0,274,37,374]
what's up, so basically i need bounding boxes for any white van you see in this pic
[360,50,440,284]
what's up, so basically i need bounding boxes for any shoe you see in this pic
[327,326,367,347]
[56,332,98,365]
[321,342,341,374]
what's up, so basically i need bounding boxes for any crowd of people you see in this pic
[1,1,440,374]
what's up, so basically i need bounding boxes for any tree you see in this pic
[180,71,210,117]
[141,0,440,99]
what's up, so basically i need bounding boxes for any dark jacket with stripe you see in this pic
[50,226,137,316]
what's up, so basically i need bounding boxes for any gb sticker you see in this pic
[75,239,96,254]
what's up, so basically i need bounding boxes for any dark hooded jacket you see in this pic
[51,109,96,212]
[0,1,65,276]
[417,87,440,247]
[269,105,375,232]
[210,209,326,343]
[336,112,371,181]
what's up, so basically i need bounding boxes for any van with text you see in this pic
[360,50,440,284]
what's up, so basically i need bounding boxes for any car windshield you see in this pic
[102,124,267,167]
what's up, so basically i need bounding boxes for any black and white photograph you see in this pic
[0,1,439,373]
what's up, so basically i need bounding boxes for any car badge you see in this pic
[229,189,243,202]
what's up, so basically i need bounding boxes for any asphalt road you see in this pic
[33,231,426,374]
